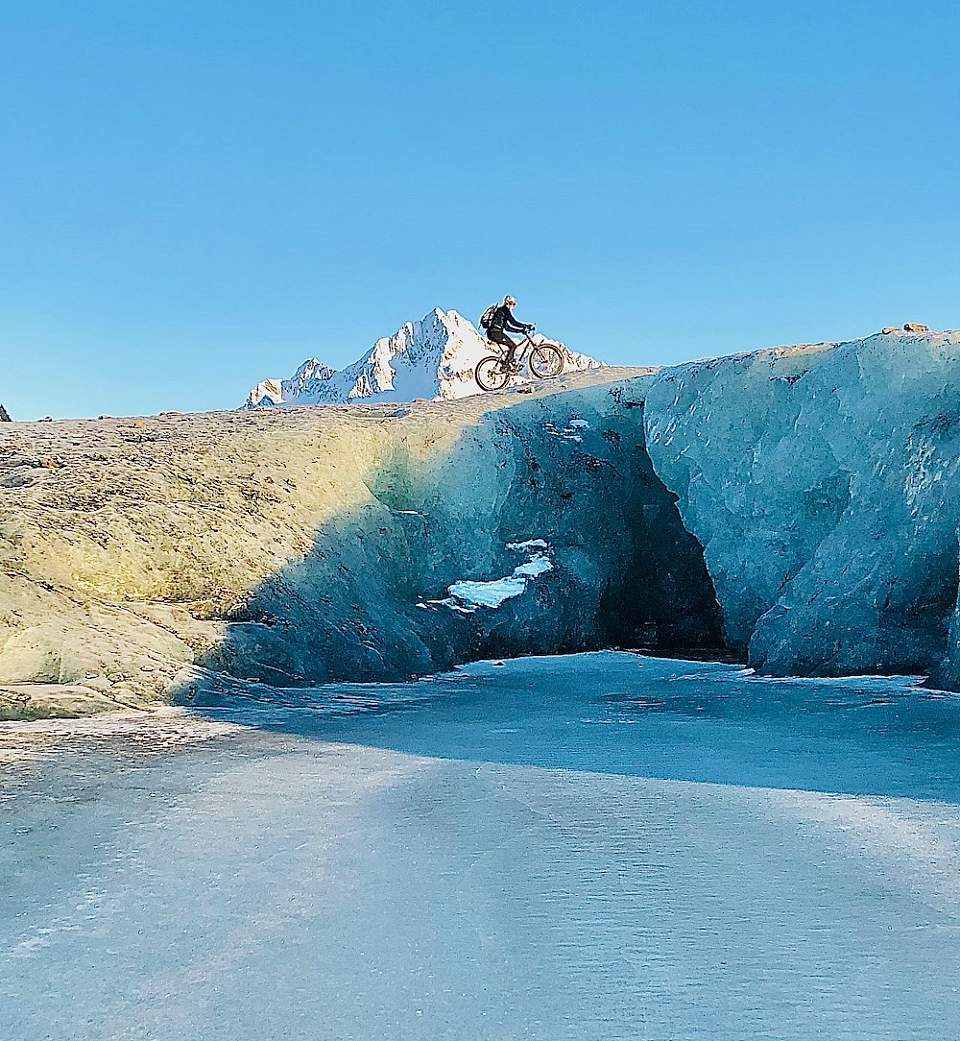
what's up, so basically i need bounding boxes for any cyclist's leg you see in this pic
[490,329,518,368]
[503,333,519,368]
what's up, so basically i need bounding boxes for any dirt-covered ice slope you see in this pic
[5,327,960,721]
[0,367,719,718]
[644,328,960,685]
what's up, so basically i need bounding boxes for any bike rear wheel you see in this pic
[530,344,564,379]
[476,356,510,392]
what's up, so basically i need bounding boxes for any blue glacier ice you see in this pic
[7,330,960,722]
[3,652,960,1040]
[644,329,960,685]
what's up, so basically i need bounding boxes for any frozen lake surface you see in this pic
[3,652,960,1040]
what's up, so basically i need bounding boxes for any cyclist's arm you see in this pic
[504,313,531,332]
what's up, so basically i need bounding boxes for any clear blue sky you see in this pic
[2,1,957,420]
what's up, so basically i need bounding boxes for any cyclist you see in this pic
[485,295,534,372]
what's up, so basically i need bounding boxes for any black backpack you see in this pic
[479,304,498,331]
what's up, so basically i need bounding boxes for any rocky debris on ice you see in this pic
[245,308,603,408]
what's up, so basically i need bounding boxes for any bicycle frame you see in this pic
[486,332,539,368]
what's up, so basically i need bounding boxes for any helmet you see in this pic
[504,295,517,306]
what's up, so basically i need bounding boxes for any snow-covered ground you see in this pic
[3,652,960,1040]
[246,307,603,407]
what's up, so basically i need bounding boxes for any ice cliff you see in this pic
[3,326,960,720]
[644,328,960,687]
[246,307,603,407]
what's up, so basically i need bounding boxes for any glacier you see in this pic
[4,652,960,1040]
[643,328,960,686]
[6,325,960,1040]
[245,307,604,407]
[0,368,720,718]
[3,327,960,719]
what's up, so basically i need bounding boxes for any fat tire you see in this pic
[530,345,564,379]
[475,356,510,392]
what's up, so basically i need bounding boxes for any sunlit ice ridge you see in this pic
[2,325,960,721]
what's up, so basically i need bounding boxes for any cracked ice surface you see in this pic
[3,652,960,1040]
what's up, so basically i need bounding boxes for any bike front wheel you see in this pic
[475,356,510,392]
[530,344,564,379]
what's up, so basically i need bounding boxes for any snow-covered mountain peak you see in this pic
[245,307,603,409]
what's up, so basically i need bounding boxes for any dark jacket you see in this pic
[488,304,529,334]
